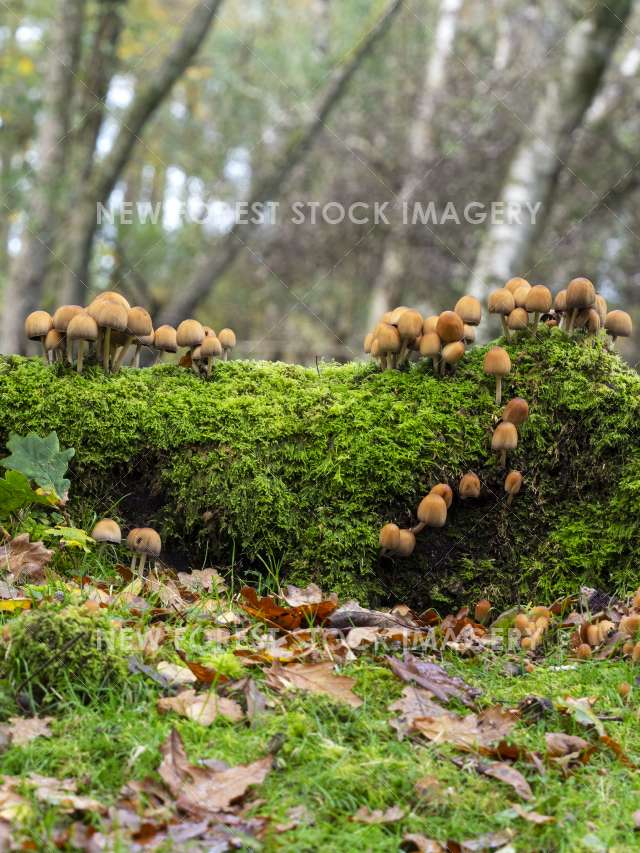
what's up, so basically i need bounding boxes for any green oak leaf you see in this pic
[1,432,75,499]
[0,471,57,517]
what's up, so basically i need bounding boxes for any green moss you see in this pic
[0,329,638,607]
[1,606,128,706]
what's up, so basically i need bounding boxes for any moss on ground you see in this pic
[0,329,638,607]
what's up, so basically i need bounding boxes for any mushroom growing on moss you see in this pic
[488,288,515,338]
[422,315,439,335]
[566,277,595,333]
[25,310,53,362]
[92,519,122,544]
[44,329,65,363]
[419,331,442,375]
[127,527,161,575]
[441,341,465,375]
[376,322,402,369]
[218,328,237,361]
[53,305,84,365]
[483,346,511,404]
[91,300,128,372]
[506,308,529,336]
[379,522,401,553]
[435,310,464,344]
[429,483,453,509]
[154,325,178,360]
[525,285,552,329]
[505,277,530,294]
[604,310,632,348]
[416,492,448,534]
[201,333,223,376]
[177,319,205,363]
[454,295,482,328]
[396,309,423,366]
[502,397,529,425]
[492,421,518,468]
[67,312,99,373]
[459,472,481,499]
[112,307,153,372]
[396,529,416,557]
[504,470,523,505]
[513,283,531,309]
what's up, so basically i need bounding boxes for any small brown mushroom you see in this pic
[576,643,592,660]
[396,529,416,557]
[459,472,481,499]
[419,331,442,375]
[506,308,529,335]
[25,310,53,362]
[505,277,530,295]
[388,306,409,325]
[201,333,223,376]
[475,599,491,624]
[363,331,375,354]
[112,307,153,371]
[67,312,99,373]
[454,295,482,327]
[177,319,205,362]
[44,329,66,363]
[53,305,84,365]
[127,527,161,574]
[488,288,515,338]
[525,285,552,328]
[441,341,465,375]
[513,283,531,309]
[91,519,122,544]
[422,315,439,335]
[492,421,518,468]
[483,346,511,404]
[376,322,401,369]
[218,328,237,361]
[417,493,448,531]
[396,309,423,365]
[502,397,529,425]
[379,522,401,553]
[429,483,453,509]
[435,310,464,344]
[504,470,523,505]
[154,325,178,360]
[604,310,632,348]
[91,300,128,372]
[566,277,595,333]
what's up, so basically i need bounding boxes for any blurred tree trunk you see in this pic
[1,0,85,354]
[366,0,463,332]
[61,0,225,305]
[155,0,405,327]
[468,0,632,298]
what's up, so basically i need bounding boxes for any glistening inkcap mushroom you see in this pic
[25,311,53,362]
[201,333,223,376]
[483,346,511,404]
[525,285,552,329]
[112,307,153,371]
[502,397,529,425]
[154,325,178,359]
[488,288,515,338]
[429,483,453,509]
[504,470,523,505]
[379,522,401,553]
[566,277,595,333]
[416,492,448,534]
[177,319,205,362]
[218,328,237,361]
[492,421,518,468]
[396,529,416,557]
[67,312,99,373]
[454,295,482,327]
[436,310,464,344]
[127,527,161,574]
[91,519,122,544]
[459,472,481,499]
[53,305,84,365]
[91,299,128,372]
[604,310,632,348]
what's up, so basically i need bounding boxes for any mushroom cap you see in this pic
[397,309,423,341]
[201,334,222,357]
[127,526,161,556]
[89,291,131,311]
[396,529,416,557]
[459,472,481,499]
[417,493,448,527]
[442,341,465,365]
[488,288,515,316]
[379,522,401,551]
[419,331,441,358]
[463,325,476,344]
[67,312,99,342]
[91,519,122,543]
[483,346,511,377]
[575,308,600,333]
[491,421,518,451]
[504,470,523,496]
[25,310,53,340]
[503,397,529,425]
[375,322,401,354]
[566,277,595,310]
[436,310,464,343]
[513,284,531,308]
[90,300,128,332]
[505,277,530,295]
[429,483,453,509]
[136,330,155,347]
[388,306,409,326]
[44,329,65,351]
[53,305,84,332]
[507,308,529,331]
[218,328,237,350]
[191,346,203,361]
[605,309,632,338]
[454,295,482,326]
[554,290,567,313]
[525,285,552,314]
[154,325,178,352]
[126,307,153,338]
[422,315,439,335]
[363,332,374,353]
[177,319,205,349]
[595,294,607,326]
[203,326,216,337]
[370,338,381,358]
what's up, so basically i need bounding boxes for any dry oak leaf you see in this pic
[265,661,362,708]
[0,716,53,746]
[175,648,229,684]
[401,834,446,852]
[511,804,555,824]
[412,706,517,751]
[156,661,197,686]
[389,686,449,739]
[481,761,533,801]
[142,624,167,658]
[352,805,405,824]
[157,689,243,725]
[240,585,337,631]
[178,568,226,594]
[387,654,481,707]
[158,728,271,815]
[282,583,329,606]
[0,533,52,583]
[545,732,590,757]
[27,773,105,812]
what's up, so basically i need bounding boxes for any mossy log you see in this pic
[0,331,638,608]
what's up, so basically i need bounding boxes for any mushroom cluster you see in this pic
[379,482,452,557]
[24,293,236,376]
[364,296,482,375]
[91,518,162,575]
[488,276,633,348]
[491,395,529,469]
[514,607,552,651]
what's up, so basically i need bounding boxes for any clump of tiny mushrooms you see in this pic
[364,296,482,375]
[24,292,237,376]
[91,518,162,576]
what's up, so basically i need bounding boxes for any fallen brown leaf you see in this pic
[545,732,590,757]
[157,689,243,725]
[412,706,517,751]
[241,585,338,631]
[352,805,405,824]
[389,686,449,739]
[156,661,197,686]
[142,624,167,658]
[401,834,446,852]
[0,715,53,746]
[178,568,226,594]
[481,761,533,800]
[511,803,555,824]
[175,648,229,684]
[275,804,315,832]
[0,534,52,583]
[459,829,515,851]
[282,583,329,606]
[265,661,362,708]
[387,654,481,707]
[158,728,271,815]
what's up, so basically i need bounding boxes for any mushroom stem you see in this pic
[507,493,514,506]
[103,327,112,372]
[66,335,74,366]
[532,311,540,329]
[495,376,502,405]
[500,448,507,468]
[133,345,142,368]
[610,335,617,350]
[77,340,86,374]
[112,336,133,372]
[138,554,146,575]
[40,337,48,364]
[432,355,440,376]
[207,356,213,377]
[130,553,137,572]
[224,350,229,362]
[500,316,510,339]
[410,521,426,535]
[567,309,577,334]
[440,357,447,377]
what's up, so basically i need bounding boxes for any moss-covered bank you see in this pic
[0,330,638,607]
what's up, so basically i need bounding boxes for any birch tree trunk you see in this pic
[155,0,405,327]
[468,0,632,299]
[366,0,463,332]
[1,0,85,354]
[61,0,225,305]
